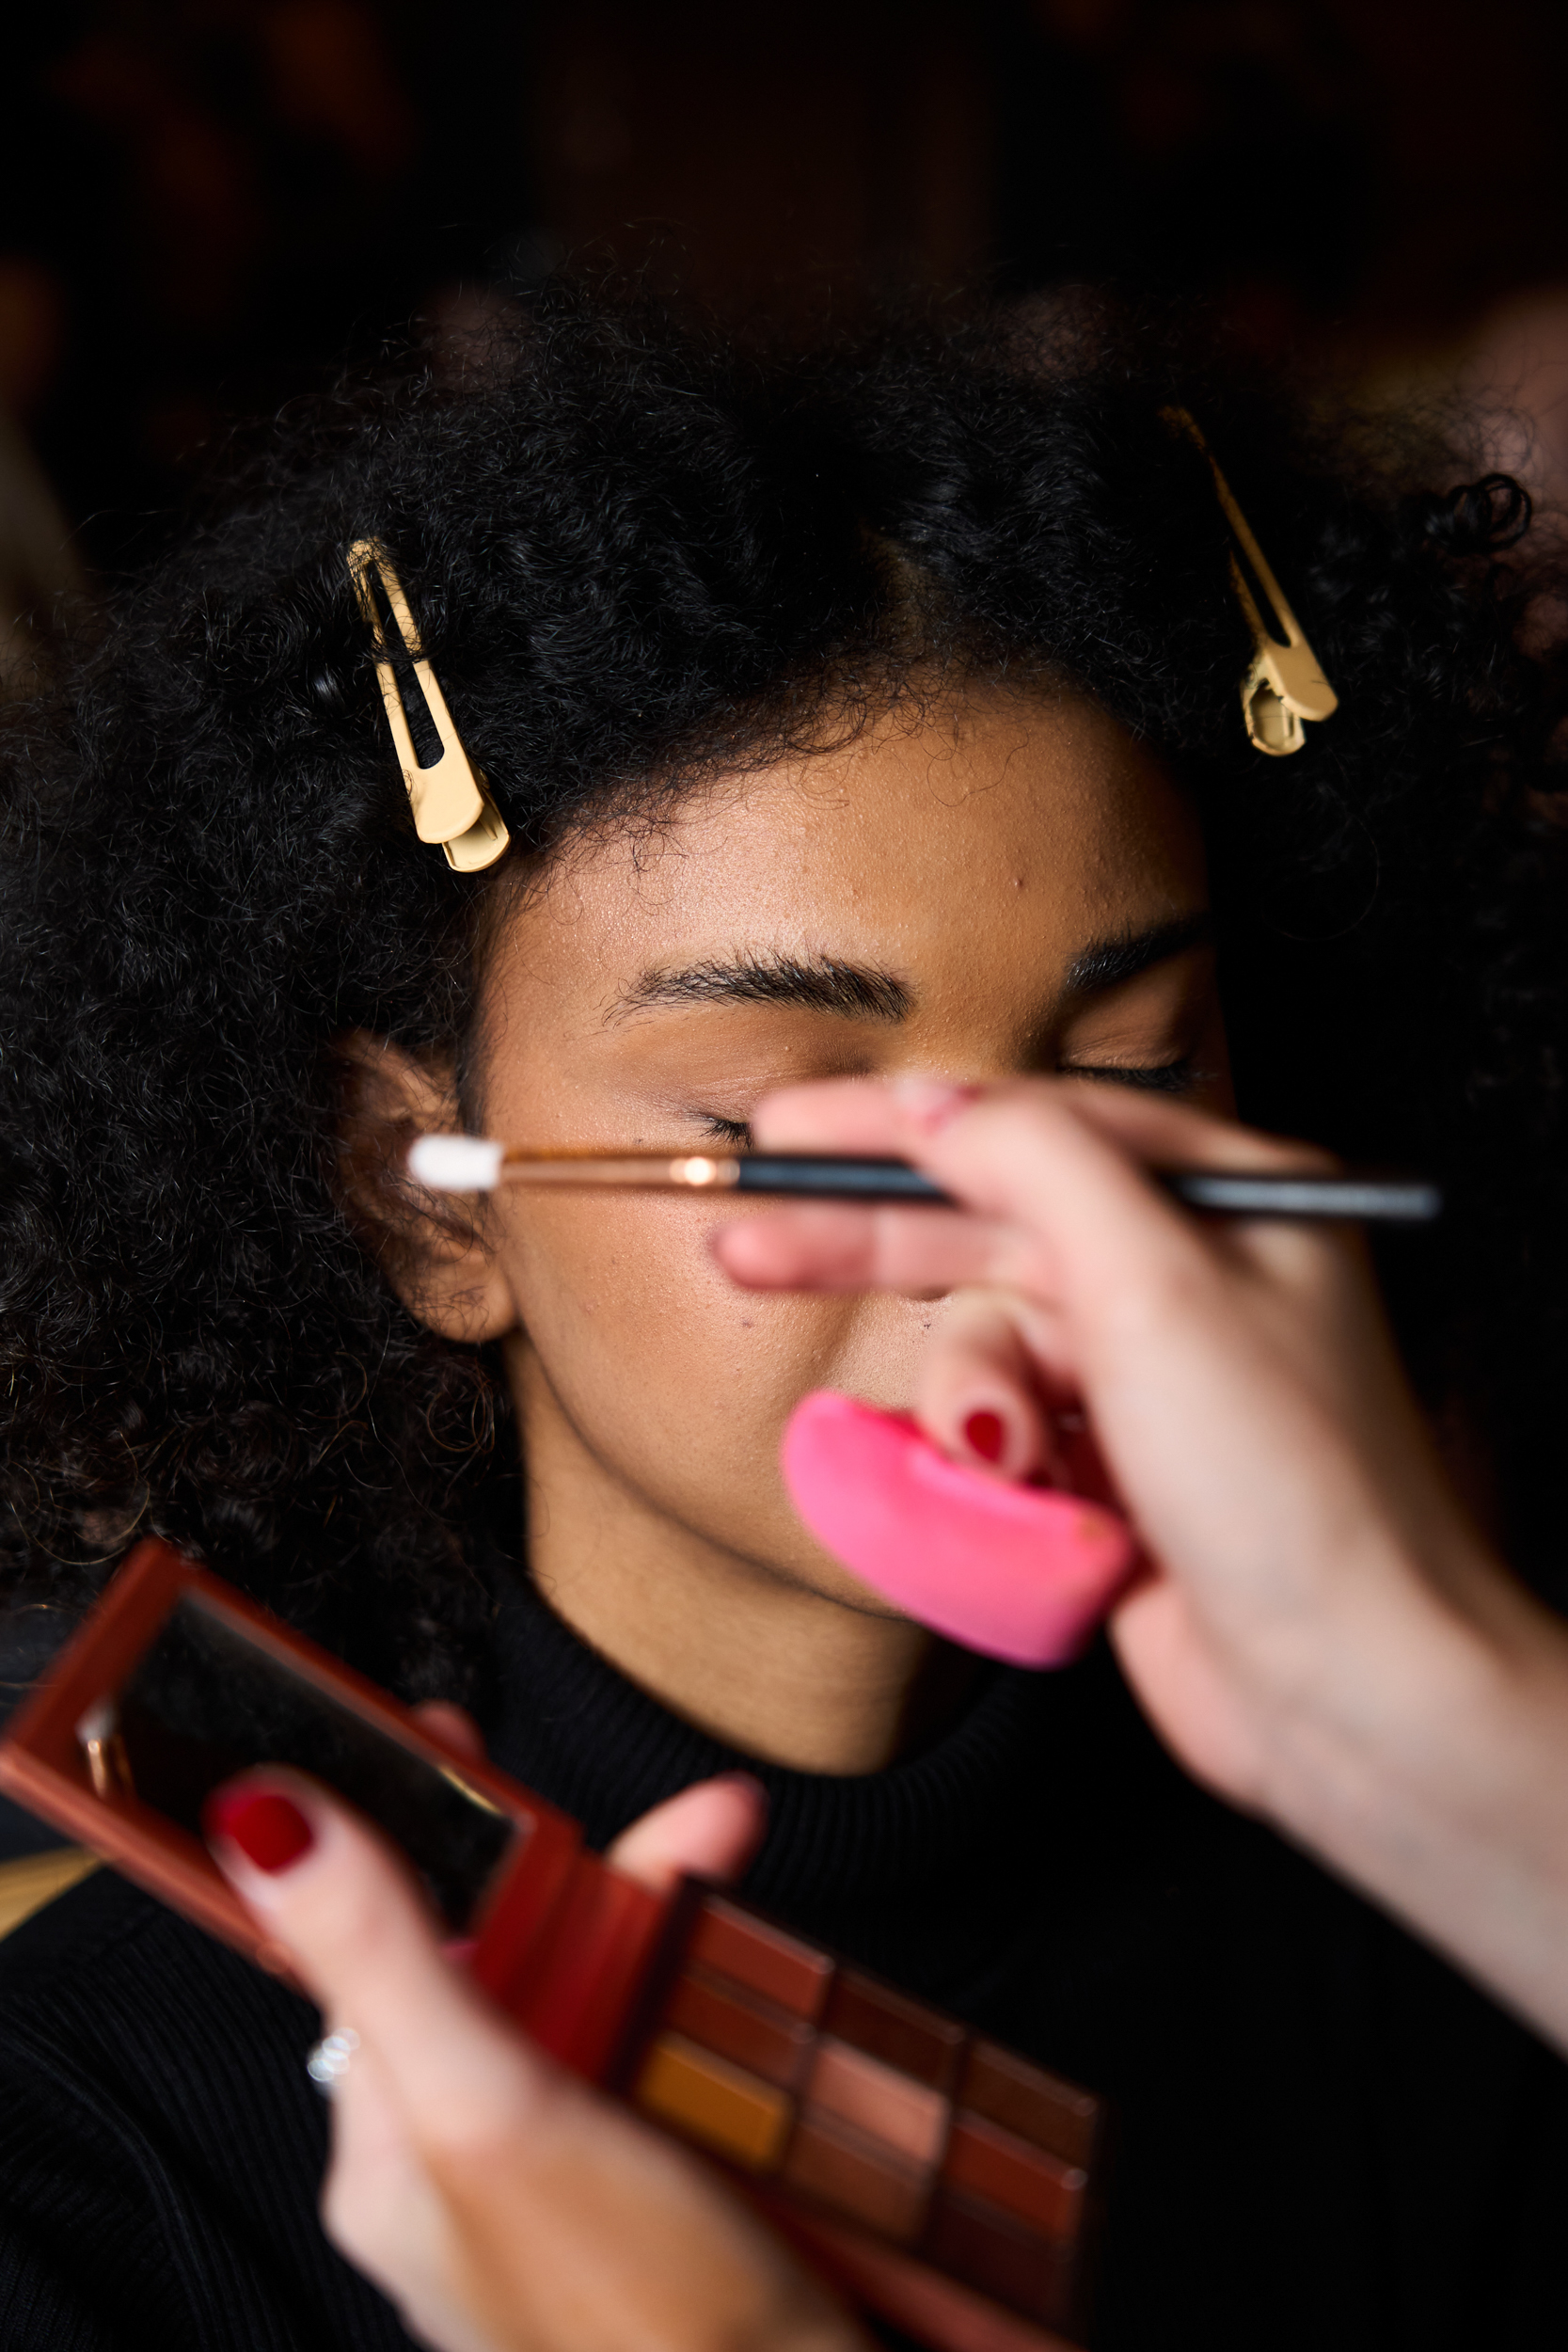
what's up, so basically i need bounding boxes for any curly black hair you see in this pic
[3,285,1566,1702]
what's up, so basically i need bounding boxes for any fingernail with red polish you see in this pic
[964,1409,1007,1464]
[203,1785,315,1873]
[894,1076,983,1134]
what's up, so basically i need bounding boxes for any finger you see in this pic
[718,1184,1346,1317]
[207,1772,448,2026]
[751,1070,1328,1178]
[730,1079,1333,1340]
[948,1076,1330,1173]
[411,1700,486,1762]
[751,1075,947,1154]
[319,2041,435,2281]
[912,1290,1063,1482]
[607,1773,768,1895]
[207,1772,542,2123]
[712,1200,1036,1297]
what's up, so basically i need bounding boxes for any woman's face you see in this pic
[480,689,1222,1540]
[371,685,1229,1761]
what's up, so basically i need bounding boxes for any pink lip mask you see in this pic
[781,1390,1137,1667]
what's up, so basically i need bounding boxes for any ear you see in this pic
[334,1030,521,1345]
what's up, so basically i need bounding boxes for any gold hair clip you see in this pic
[1163,409,1338,757]
[346,538,510,871]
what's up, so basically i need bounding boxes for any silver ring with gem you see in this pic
[306,2028,359,2093]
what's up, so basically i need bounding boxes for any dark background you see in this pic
[6,1,1568,569]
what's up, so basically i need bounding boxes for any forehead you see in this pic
[500,689,1202,1012]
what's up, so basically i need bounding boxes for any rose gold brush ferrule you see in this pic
[498,1152,742,1191]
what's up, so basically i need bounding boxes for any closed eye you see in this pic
[1063,1057,1201,1096]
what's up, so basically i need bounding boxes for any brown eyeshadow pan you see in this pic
[784,2108,932,2244]
[943,2115,1086,2241]
[687,1898,833,2020]
[824,1969,967,2090]
[960,2040,1102,2169]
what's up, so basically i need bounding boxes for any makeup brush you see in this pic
[407,1136,1441,1224]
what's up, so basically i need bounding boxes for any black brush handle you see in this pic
[731,1156,1441,1224]
[734,1156,946,1200]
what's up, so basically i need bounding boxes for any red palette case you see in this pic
[0,1539,1109,2352]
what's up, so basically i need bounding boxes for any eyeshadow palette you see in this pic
[622,1886,1103,2344]
[0,1540,1109,2352]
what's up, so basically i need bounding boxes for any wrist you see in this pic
[1248,1543,1568,2048]
[1249,1541,1503,1844]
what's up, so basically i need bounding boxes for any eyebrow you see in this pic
[609,952,913,1024]
[607,912,1213,1028]
[1065,912,1213,996]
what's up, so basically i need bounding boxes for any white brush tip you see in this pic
[407,1134,505,1192]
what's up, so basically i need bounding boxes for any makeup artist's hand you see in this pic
[209,1770,864,2352]
[714,1075,1568,2055]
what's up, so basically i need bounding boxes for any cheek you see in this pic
[499,1196,932,1545]
[510,1195,822,1397]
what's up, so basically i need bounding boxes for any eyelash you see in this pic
[700,1114,753,1146]
[1064,1057,1200,1096]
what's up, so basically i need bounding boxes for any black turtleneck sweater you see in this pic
[2,1561,1566,2352]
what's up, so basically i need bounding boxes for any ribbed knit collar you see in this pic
[478,1550,1060,2000]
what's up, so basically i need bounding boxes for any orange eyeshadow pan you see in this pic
[806,2035,948,2165]
[635,2031,792,2170]
[944,2115,1086,2241]
[687,1898,833,2019]
[784,2109,932,2244]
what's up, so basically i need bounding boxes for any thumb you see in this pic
[608,1772,768,1895]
